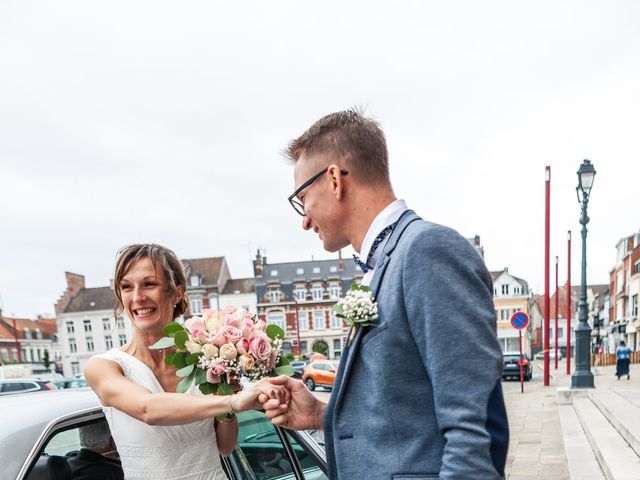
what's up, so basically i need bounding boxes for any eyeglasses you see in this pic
[287,167,349,216]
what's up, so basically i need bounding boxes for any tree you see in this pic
[43,350,51,369]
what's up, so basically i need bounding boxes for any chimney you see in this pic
[55,272,85,314]
[338,250,344,272]
[253,250,264,278]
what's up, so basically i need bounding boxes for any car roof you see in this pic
[0,388,101,478]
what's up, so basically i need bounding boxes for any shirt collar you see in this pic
[358,199,408,269]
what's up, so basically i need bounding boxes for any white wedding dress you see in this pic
[93,349,227,480]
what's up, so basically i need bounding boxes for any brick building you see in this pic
[609,231,640,350]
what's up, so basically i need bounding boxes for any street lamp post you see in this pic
[571,159,596,389]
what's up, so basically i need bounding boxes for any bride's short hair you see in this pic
[113,243,189,320]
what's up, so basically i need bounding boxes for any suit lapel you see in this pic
[331,210,421,414]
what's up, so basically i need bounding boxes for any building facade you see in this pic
[609,232,640,351]
[253,251,362,359]
[182,257,231,318]
[491,268,534,355]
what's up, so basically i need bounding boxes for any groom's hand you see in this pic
[258,376,326,431]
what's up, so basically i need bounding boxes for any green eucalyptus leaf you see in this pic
[164,351,177,366]
[199,382,218,395]
[186,352,203,365]
[266,324,285,340]
[274,365,295,377]
[174,330,188,349]
[173,352,189,369]
[217,382,234,396]
[176,364,195,377]
[162,322,185,336]
[149,336,175,350]
[333,303,344,315]
[176,375,194,394]
[195,368,207,385]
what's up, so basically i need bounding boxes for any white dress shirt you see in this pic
[358,199,408,286]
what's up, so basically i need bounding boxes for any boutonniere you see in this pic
[334,284,379,345]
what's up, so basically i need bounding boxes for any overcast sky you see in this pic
[1,1,639,318]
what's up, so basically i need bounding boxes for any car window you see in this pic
[2,382,36,393]
[226,410,326,480]
[26,418,123,480]
[285,432,328,480]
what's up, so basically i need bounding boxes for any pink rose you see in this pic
[254,319,267,331]
[267,350,279,371]
[208,330,227,346]
[223,326,242,343]
[239,354,256,372]
[206,359,228,384]
[249,335,272,361]
[219,343,238,361]
[241,319,254,339]
[184,316,208,341]
[236,337,250,355]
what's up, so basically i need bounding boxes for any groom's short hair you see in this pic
[286,108,390,186]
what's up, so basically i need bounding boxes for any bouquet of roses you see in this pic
[150,307,293,396]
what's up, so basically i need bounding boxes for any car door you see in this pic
[223,409,328,480]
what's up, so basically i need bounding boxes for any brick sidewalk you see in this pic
[504,373,570,479]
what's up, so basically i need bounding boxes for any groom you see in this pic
[262,109,509,479]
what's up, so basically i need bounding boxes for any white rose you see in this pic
[201,343,219,359]
[185,340,202,354]
[205,311,224,332]
[219,343,238,361]
[239,354,256,372]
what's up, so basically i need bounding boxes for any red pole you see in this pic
[555,256,559,370]
[567,231,572,374]
[294,298,301,356]
[544,166,551,386]
[519,330,524,393]
[12,318,23,363]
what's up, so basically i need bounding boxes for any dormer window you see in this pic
[35,328,42,340]
[270,270,278,277]
[296,268,304,275]
[501,284,509,295]
[313,267,320,274]
[190,274,201,287]
[24,327,32,340]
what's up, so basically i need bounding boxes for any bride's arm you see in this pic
[84,358,286,426]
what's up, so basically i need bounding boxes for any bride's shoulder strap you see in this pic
[91,349,131,378]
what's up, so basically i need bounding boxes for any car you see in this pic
[0,388,328,480]
[290,360,307,379]
[534,350,563,361]
[502,352,532,381]
[53,377,89,389]
[0,378,57,396]
[302,360,336,391]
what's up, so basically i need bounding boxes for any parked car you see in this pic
[290,360,307,379]
[534,350,563,361]
[502,352,532,381]
[53,377,89,389]
[0,388,327,480]
[302,360,336,391]
[0,379,56,396]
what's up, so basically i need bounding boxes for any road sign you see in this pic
[510,312,529,330]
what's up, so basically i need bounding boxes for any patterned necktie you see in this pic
[353,221,398,273]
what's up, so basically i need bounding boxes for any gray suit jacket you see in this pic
[323,211,509,479]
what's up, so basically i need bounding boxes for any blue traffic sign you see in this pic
[510,312,529,330]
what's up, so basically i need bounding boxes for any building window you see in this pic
[119,334,127,347]
[270,270,278,277]
[313,267,320,274]
[299,314,308,331]
[313,310,325,330]
[268,311,286,332]
[633,294,639,317]
[500,309,510,321]
[24,328,32,340]
[268,289,281,303]
[501,284,509,295]
[116,316,125,330]
[35,328,42,340]
[71,362,81,377]
[105,335,113,350]
[1,349,8,361]
[101,318,110,331]
[86,337,94,352]
[83,319,92,333]
[295,287,306,301]
[329,284,340,299]
[66,321,74,334]
[296,268,304,275]
[636,262,640,275]
[190,274,200,287]
[330,266,338,273]
[312,285,323,300]
[331,312,342,329]
[300,341,308,353]
[190,297,203,315]
[514,287,520,295]
[333,338,342,358]
[69,338,77,354]
[209,294,219,310]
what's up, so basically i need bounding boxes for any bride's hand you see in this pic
[232,378,289,412]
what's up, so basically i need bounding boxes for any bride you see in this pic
[84,244,289,479]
